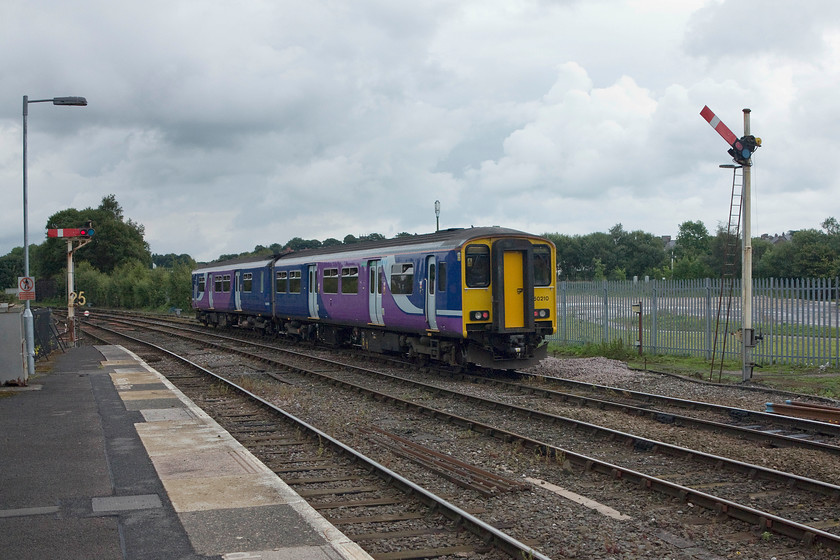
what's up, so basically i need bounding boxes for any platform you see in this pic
[0,344,373,560]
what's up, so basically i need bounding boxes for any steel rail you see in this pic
[518,371,840,437]
[88,316,840,499]
[459,374,840,456]
[81,322,553,560]
[85,317,840,549]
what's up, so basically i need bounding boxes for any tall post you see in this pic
[742,108,753,381]
[21,95,87,376]
[21,96,36,379]
[67,240,76,345]
[434,200,441,233]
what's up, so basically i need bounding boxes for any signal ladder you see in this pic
[710,166,743,381]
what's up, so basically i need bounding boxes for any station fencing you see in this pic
[552,277,840,367]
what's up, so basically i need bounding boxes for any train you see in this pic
[190,226,556,370]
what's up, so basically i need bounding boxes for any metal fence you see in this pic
[552,277,840,367]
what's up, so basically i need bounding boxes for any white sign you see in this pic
[18,277,35,301]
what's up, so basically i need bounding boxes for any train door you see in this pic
[425,256,437,330]
[502,252,524,328]
[491,239,535,331]
[368,260,383,324]
[307,265,319,318]
[234,271,242,311]
[208,274,214,309]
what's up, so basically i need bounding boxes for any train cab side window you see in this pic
[276,271,288,293]
[437,262,446,293]
[197,276,205,297]
[390,263,414,295]
[341,267,359,294]
[214,275,223,293]
[222,274,231,293]
[323,268,339,294]
[533,244,552,286]
[289,270,302,294]
[465,245,490,288]
[242,272,253,293]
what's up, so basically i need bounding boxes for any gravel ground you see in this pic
[116,325,840,560]
[244,355,840,560]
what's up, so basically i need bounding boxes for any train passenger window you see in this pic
[390,263,414,295]
[276,271,287,293]
[465,245,490,288]
[437,262,446,293]
[323,268,339,294]
[289,270,301,293]
[242,273,253,293]
[533,244,552,286]
[222,274,231,293]
[214,275,222,293]
[341,267,359,294]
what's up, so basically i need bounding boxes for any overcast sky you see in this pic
[2,0,839,263]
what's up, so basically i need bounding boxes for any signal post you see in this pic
[47,227,94,345]
[700,106,761,381]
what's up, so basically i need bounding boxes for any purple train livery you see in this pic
[191,227,556,370]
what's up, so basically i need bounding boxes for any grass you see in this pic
[548,340,840,400]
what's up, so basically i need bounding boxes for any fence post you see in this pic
[651,282,658,354]
[602,281,609,343]
[560,281,567,344]
[705,278,712,360]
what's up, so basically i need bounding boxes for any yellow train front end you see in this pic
[460,232,556,369]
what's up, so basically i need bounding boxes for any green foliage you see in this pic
[0,247,24,290]
[550,339,635,361]
[152,253,196,268]
[547,224,667,281]
[546,216,840,281]
[674,220,710,260]
[755,226,840,278]
[39,194,151,276]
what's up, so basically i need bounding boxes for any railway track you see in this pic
[514,371,840,442]
[82,321,547,560]
[82,313,840,555]
[88,311,840,456]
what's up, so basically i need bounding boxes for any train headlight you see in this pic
[470,310,490,321]
[534,309,550,319]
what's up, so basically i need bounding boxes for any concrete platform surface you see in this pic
[0,344,372,560]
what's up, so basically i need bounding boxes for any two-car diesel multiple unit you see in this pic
[191,227,556,370]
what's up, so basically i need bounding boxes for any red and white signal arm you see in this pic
[47,228,95,238]
[18,276,35,300]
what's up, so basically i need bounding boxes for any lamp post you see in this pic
[22,95,87,379]
[434,200,440,232]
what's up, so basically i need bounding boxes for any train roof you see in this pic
[279,226,538,259]
[193,226,545,272]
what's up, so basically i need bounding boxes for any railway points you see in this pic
[0,344,372,560]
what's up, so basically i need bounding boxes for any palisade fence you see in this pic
[552,277,840,367]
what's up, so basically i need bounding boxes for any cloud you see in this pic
[1,0,839,264]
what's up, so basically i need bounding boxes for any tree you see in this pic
[152,253,196,269]
[821,217,840,235]
[674,220,710,260]
[706,225,741,278]
[0,248,24,290]
[39,195,151,276]
[612,228,667,279]
[285,237,322,252]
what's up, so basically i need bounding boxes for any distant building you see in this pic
[759,231,794,245]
